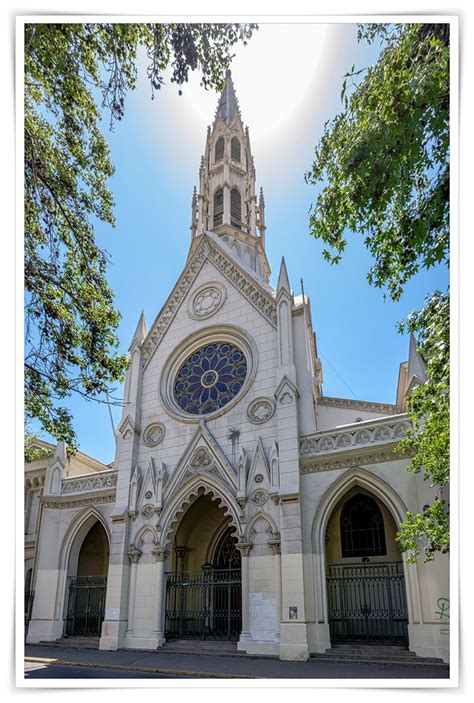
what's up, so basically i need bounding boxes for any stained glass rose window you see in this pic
[173,342,247,415]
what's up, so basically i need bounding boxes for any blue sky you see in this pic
[39,23,449,464]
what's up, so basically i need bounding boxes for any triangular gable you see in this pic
[141,233,277,369]
[247,436,270,490]
[164,421,237,501]
[274,375,300,402]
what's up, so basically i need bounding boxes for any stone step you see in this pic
[160,640,244,657]
[39,637,100,649]
[311,651,448,669]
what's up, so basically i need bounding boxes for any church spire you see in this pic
[190,71,270,283]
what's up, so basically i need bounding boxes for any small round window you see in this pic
[173,342,248,415]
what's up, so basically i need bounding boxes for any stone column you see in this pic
[125,547,141,636]
[236,542,252,649]
[269,537,282,642]
[152,547,168,645]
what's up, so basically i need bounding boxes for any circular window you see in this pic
[173,342,248,415]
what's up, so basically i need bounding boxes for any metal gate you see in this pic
[165,568,241,640]
[326,561,408,644]
[65,576,107,636]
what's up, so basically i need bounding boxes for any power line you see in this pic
[320,351,359,400]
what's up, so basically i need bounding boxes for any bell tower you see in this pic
[190,71,270,282]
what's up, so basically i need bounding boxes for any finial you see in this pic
[277,257,291,293]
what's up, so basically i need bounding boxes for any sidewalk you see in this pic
[24,644,450,680]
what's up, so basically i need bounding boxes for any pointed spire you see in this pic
[406,333,427,392]
[277,257,291,293]
[129,310,147,351]
[217,70,239,124]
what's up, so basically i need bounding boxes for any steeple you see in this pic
[190,71,270,282]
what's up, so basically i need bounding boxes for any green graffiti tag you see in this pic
[435,597,449,620]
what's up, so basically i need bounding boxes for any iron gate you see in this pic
[165,568,241,640]
[326,561,408,644]
[65,576,107,636]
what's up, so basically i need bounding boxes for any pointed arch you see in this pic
[231,136,241,162]
[213,188,224,227]
[59,506,111,574]
[133,524,158,551]
[231,187,242,228]
[215,136,224,162]
[310,467,422,629]
[159,475,243,549]
[245,510,278,544]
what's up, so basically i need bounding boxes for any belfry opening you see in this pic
[165,492,242,640]
[324,489,409,646]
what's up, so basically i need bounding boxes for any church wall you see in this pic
[315,404,395,430]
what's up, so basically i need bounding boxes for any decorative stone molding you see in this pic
[251,488,268,506]
[247,397,275,424]
[254,473,264,484]
[300,448,416,474]
[141,504,155,520]
[143,422,166,447]
[152,547,169,562]
[236,542,253,557]
[41,494,115,509]
[127,546,142,564]
[300,416,411,458]
[142,236,276,368]
[317,396,399,415]
[188,282,226,320]
[61,471,118,495]
[189,447,213,469]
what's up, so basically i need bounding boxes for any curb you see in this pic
[24,657,255,679]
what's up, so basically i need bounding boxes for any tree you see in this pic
[305,23,450,561]
[24,22,256,454]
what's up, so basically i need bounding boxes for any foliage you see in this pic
[305,23,450,561]
[395,291,449,561]
[305,23,449,302]
[24,22,255,455]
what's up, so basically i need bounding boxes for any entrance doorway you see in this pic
[164,494,242,640]
[65,520,109,637]
[325,490,408,645]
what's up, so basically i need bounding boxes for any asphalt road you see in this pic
[24,661,181,679]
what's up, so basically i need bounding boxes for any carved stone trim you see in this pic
[143,423,166,447]
[61,471,118,495]
[247,397,275,425]
[236,542,253,557]
[152,547,170,562]
[300,417,412,460]
[41,494,115,509]
[188,281,227,320]
[142,237,276,369]
[251,489,268,506]
[317,396,399,415]
[127,546,142,564]
[300,447,416,474]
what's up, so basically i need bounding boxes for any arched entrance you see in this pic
[164,493,242,640]
[325,487,408,645]
[64,519,109,637]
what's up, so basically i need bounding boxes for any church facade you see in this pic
[25,75,450,663]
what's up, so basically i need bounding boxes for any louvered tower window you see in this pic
[231,137,241,162]
[340,493,387,558]
[215,137,225,162]
[213,188,224,227]
[230,188,242,229]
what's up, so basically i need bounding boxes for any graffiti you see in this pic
[435,597,450,620]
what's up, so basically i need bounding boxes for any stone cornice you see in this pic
[41,493,116,509]
[317,396,399,415]
[141,235,277,369]
[299,415,413,473]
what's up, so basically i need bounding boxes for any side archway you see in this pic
[311,468,422,640]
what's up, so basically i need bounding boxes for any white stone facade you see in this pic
[25,74,450,663]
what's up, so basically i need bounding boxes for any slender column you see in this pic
[269,537,282,641]
[237,543,252,643]
[125,547,141,636]
[152,547,169,642]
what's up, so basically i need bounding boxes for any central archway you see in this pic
[165,493,242,640]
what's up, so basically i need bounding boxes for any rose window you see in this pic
[173,342,247,415]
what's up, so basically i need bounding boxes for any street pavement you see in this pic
[24,644,450,680]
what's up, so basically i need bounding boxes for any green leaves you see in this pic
[24,23,256,455]
[305,23,449,302]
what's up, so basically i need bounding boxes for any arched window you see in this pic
[231,137,241,162]
[230,188,241,228]
[215,136,224,162]
[213,188,224,227]
[340,493,387,558]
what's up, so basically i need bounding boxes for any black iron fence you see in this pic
[165,568,241,640]
[24,590,35,638]
[65,576,107,637]
[326,561,408,644]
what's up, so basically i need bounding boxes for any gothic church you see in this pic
[25,74,449,663]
